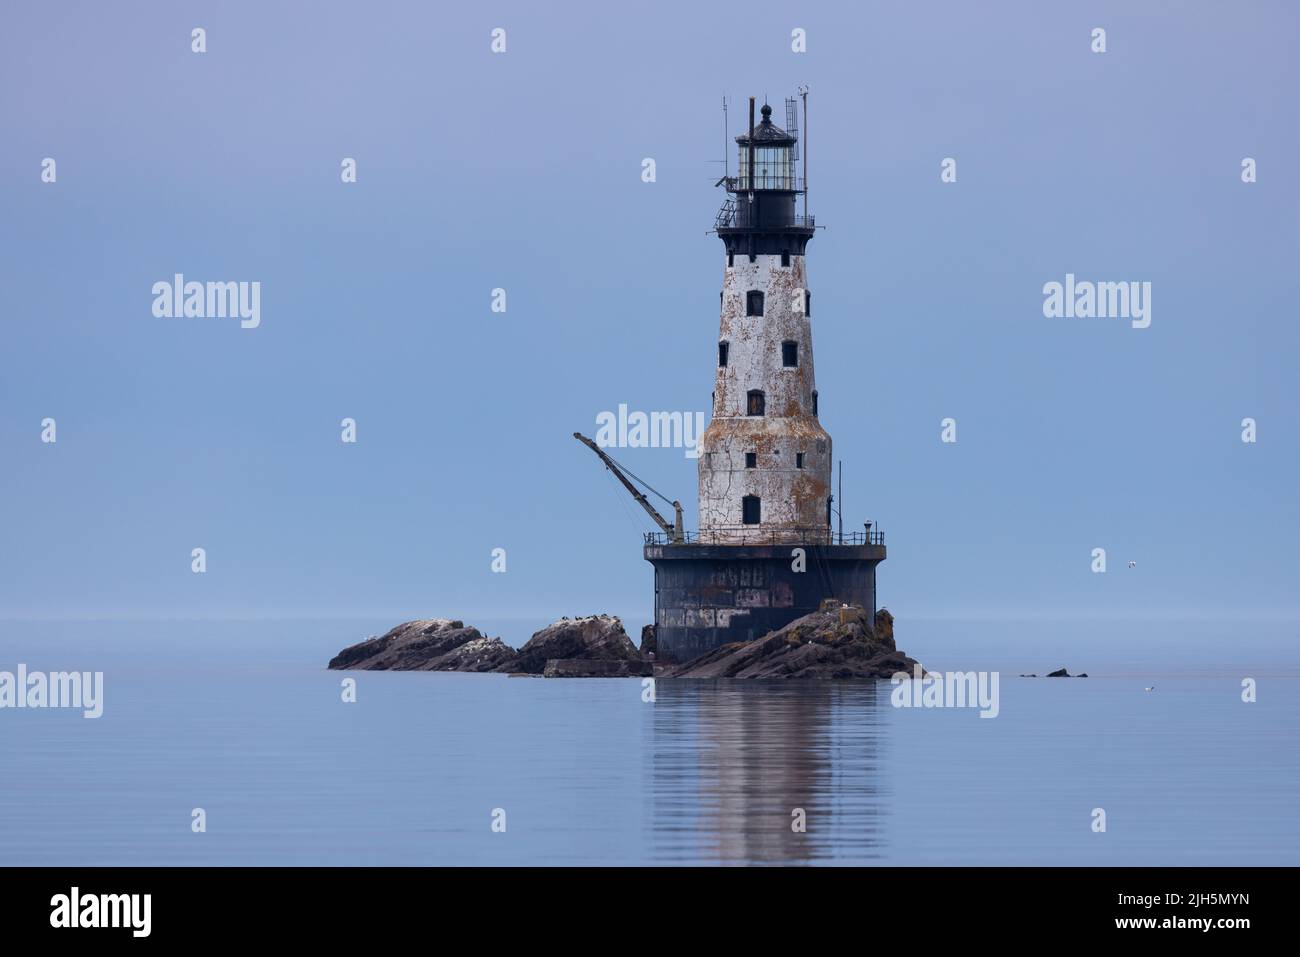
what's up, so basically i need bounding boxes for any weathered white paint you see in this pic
[698,253,832,541]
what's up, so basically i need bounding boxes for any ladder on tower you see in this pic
[785,97,800,161]
[714,198,736,229]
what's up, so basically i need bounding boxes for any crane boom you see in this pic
[573,432,684,543]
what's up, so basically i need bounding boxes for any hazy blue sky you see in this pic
[2,1,1297,622]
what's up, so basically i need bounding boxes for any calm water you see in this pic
[2,618,1297,865]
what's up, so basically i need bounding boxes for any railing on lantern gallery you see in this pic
[643,527,884,547]
[713,202,815,230]
[721,174,808,193]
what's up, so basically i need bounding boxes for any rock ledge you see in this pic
[328,614,644,677]
[329,605,924,680]
[664,605,923,680]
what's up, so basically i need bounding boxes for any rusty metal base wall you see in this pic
[644,542,885,664]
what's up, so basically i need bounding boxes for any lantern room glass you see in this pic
[737,144,794,190]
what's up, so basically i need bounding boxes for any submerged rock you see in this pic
[665,604,923,680]
[510,615,641,675]
[328,619,514,672]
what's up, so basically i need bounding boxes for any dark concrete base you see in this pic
[643,542,885,664]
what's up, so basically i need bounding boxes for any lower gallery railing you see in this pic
[644,528,884,547]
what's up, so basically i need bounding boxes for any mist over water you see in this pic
[1,618,1296,865]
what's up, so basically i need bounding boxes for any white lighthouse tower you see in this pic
[700,99,830,543]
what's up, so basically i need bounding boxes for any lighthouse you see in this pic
[578,92,887,664]
[701,100,829,542]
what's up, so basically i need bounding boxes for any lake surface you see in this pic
[2,618,1297,865]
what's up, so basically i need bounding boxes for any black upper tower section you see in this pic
[715,99,814,258]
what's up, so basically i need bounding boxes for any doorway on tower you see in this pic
[742,495,761,525]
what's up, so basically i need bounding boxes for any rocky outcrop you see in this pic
[329,614,647,676]
[330,608,920,681]
[509,615,641,675]
[664,604,922,680]
[543,658,654,678]
[328,619,513,672]
[639,624,657,659]
[434,636,519,672]
[872,607,894,643]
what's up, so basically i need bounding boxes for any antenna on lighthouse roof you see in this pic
[747,96,755,196]
[722,95,729,180]
[797,85,810,220]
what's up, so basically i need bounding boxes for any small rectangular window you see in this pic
[781,251,790,268]
[782,341,798,367]
[718,342,729,367]
[742,495,761,525]
[804,290,811,316]
[746,291,764,316]
[812,390,819,415]
[746,390,765,416]
[796,452,804,469]
[727,252,734,267]
[745,452,756,469]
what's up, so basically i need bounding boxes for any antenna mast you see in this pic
[747,97,756,231]
[799,85,809,220]
[722,96,729,180]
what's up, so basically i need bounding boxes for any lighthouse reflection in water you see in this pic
[650,680,887,864]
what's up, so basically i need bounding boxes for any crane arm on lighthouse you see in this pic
[573,433,684,543]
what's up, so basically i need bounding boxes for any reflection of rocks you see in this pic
[327,619,512,672]
[510,615,641,675]
[665,605,922,679]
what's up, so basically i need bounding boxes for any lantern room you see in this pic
[735,104,798,190]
